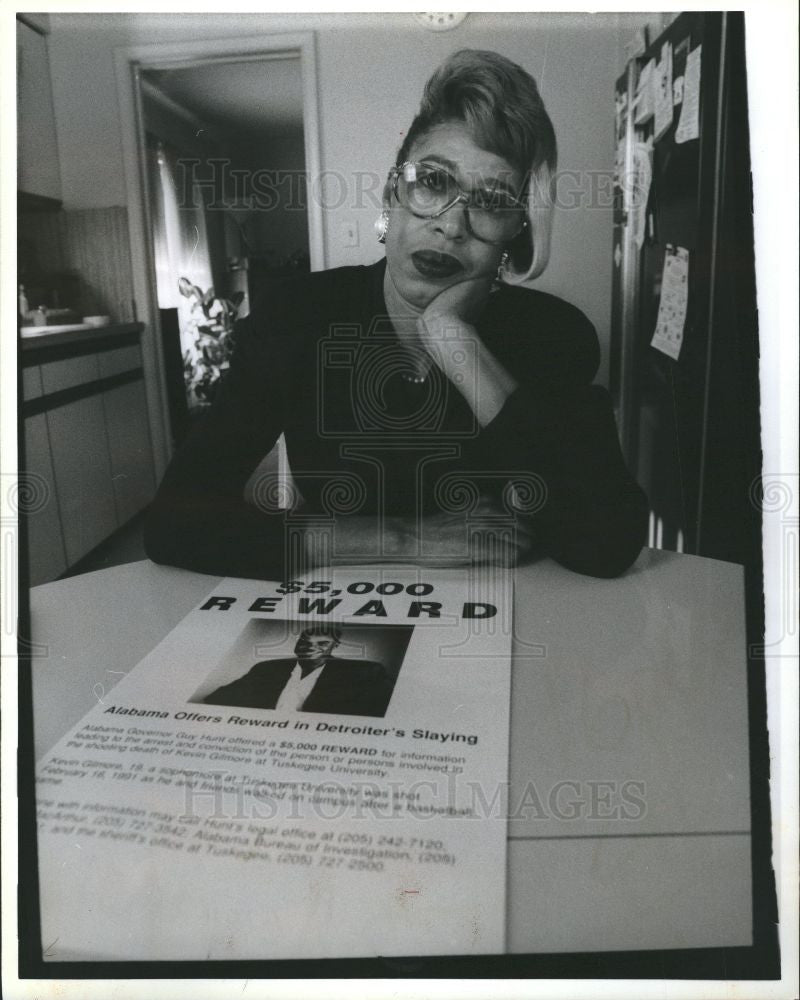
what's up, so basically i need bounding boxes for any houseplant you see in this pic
[178,276,244,407]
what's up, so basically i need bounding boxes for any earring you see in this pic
[492,251,510,291]
[375,210,390,244]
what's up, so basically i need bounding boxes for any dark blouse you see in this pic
[144,259,648,579]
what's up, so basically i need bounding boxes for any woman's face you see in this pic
[384,122,523,312]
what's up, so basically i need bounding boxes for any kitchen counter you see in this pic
[19,321,143,354]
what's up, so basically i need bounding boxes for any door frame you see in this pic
[113,32,324,474]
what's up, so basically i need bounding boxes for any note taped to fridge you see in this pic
[653,41,674,141]
[675,45,702,143]
[34,570,512,961]
[651,246,690,361]
[633,58,655,125]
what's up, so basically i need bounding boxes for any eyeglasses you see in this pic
[390,160,528,245]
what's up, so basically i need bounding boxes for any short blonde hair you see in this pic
[397,49,557,282]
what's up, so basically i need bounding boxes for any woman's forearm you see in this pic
[301,515,405,567]
[456,334,518,426]
[421,316,518,427]
[302,510,533,568]
[475,383,649,576]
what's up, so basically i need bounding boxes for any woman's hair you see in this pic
[396,49,557,282]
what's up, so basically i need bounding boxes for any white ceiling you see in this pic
[143,55,304,133]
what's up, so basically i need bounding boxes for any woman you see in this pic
[145,49,648,580]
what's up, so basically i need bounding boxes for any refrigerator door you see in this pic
[610,12,759,567]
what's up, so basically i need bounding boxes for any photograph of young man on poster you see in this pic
[197,622,406,717]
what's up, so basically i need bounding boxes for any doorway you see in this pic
[115,32,322,469]
[142,52,310,433]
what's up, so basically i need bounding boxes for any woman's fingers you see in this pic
[422,274,494,323]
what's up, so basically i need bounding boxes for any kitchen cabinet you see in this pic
[103,381,157,526]
[23,413,68,585]
[46,395,119,566]
[17,17,62,203]
[21,325,155,585]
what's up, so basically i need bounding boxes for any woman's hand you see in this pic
[420,272,494,326]
[416,275,519,427]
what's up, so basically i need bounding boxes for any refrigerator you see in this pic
[610,12,761,571]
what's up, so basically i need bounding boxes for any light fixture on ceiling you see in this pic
[413,13,468,32]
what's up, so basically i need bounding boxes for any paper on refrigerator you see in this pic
[631,140,654,249]
[651,246,690,361]
[653,42,674,141]
[35,569,513,961]
[633,58,656,126]
[675,45,702,144]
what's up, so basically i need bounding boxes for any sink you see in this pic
[20,323,94,337]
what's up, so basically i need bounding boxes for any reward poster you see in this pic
[35,569,513,960]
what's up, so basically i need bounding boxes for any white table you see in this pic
[29,549,752,953]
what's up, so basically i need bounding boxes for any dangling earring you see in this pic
[492,251,510,291]
[375,210,390,244]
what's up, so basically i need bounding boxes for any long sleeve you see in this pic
[145,265,648,581]
[479,383,649,577]
[144,308,295,579]
[475,289,649,578]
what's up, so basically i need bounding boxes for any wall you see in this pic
[21,207,135,321]
[615,12,680,75]
[47,12,628,386]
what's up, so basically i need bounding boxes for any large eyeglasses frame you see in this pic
[389,160,529,246]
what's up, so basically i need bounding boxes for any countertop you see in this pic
[19,321,144,353]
